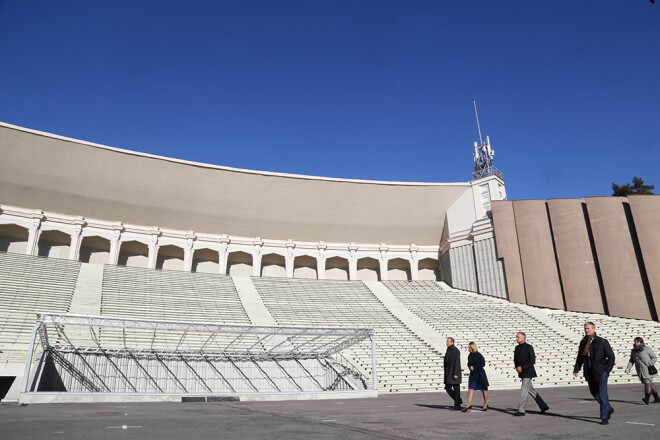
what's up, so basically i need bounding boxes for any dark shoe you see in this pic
[461,406,471,413]
[607,408,614,419]
[513,412,525,416]
[600,419,609,425]
[482,406,488,412]
[540,407,548,415]
[450,407,461,411]
[642,396,650,405]
[653,399,660,404]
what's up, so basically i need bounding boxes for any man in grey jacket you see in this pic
[513,332,549,416]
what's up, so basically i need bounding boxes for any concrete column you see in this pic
[108,224,123,265]
[285,240,295,278]
[348,243,358,280]
[409,245,419,281]
[68,219,86,261]
[25,213,44,256]
[218,235,230,275]
[252,237,263,277]
[379,244,389,281]
[183,232,195,272]
[316,242,327,280]
[147,228,161,269]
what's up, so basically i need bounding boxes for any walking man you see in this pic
[573,322,615,425]
[513,332,549,416]
[444,337,463,411]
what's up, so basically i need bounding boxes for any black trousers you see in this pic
[445,384,462,408]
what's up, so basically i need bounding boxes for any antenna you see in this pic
[473,98,483,146]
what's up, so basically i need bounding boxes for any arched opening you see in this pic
[156,245,184,271]
[37,230,71,259]
[79,236,111,264]
[293,255,317,279]
[419,258,441,281]
[388,258,411,281]
[261,253,285,277]
[325,256,349,280]
[357,257,380,281]
[117,240,149,268]
[192,248,219,274]
[227,251,252,276]
[0,224,29,254]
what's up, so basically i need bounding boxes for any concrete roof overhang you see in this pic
[0,122,470,245]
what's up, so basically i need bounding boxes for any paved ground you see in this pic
[1,384,659,439]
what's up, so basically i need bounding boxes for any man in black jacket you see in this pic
[513,332,549,416]
[573,322,615,425]
[444,337,463,410]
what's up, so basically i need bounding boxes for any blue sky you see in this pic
[0,1,657,200]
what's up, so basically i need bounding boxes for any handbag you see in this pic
[648,364,658,376]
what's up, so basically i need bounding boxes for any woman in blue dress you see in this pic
[462,342,489,412]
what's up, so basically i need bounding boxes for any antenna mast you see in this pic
[471,99,504,181]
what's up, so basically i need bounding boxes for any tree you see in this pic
[612,177,655,196]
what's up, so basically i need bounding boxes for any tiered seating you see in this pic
[101,265,251,324]
[251,277,446,392]
[384,280,579,387]
[0,251,80,363]
[547,310,660,384]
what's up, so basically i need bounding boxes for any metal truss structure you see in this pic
[21,313,376,396]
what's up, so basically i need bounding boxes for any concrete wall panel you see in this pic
[491,201,525,304]
[547,199,604,313]
[627,195,660,319]
[585,197,651,320]
[512,200,564,310]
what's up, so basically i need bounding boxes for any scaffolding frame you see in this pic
[21,313,377,396]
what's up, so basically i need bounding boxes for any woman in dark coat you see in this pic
[463,342,489,412]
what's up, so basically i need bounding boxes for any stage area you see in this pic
[1,384,658,439]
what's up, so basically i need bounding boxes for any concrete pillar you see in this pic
[379,244,389,281]
[252,238,263,277]
[25,213,44,256]
[316,242,327,280]
[218,235,230,275]
[68,219,86,261]
[108,224,123,265]
[285,240,295,278]
[147,228,161,269]
[409,245,419,281]
[348,243,358,280]
[183,232,195,272]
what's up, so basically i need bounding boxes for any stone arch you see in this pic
[325,256,349,280]
[261,253,285,277]
[227,251,252,276]
[156,244,184,271]
[192,248,219,274]
[117,240,149,268]
[79,235,111,264]
[357,257,380,281]
[388,258,411,281]
[419,258,441,281]
[0,223,29,254]
[37,229,71,259]
[293,255,317,279]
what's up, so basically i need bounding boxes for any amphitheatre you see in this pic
[0,120,659,409]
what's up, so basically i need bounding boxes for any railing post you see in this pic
[370,333,377,391]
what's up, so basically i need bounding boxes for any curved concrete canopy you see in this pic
[0,122,469,245]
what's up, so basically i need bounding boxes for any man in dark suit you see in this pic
[513,332,549,416]
[444,337,462,410]
[573,322,615,425]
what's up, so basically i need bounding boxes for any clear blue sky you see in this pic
[0,1,657,200]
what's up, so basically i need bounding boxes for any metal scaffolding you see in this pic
[21,313,376,397]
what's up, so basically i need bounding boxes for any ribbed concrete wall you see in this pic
[584,197,651,320]
[491,201,526,304]
[512,200,564,310]
[626,196,660,319]
[473,237,507,299]
[547,199,604,314]
[448,245,477,292]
